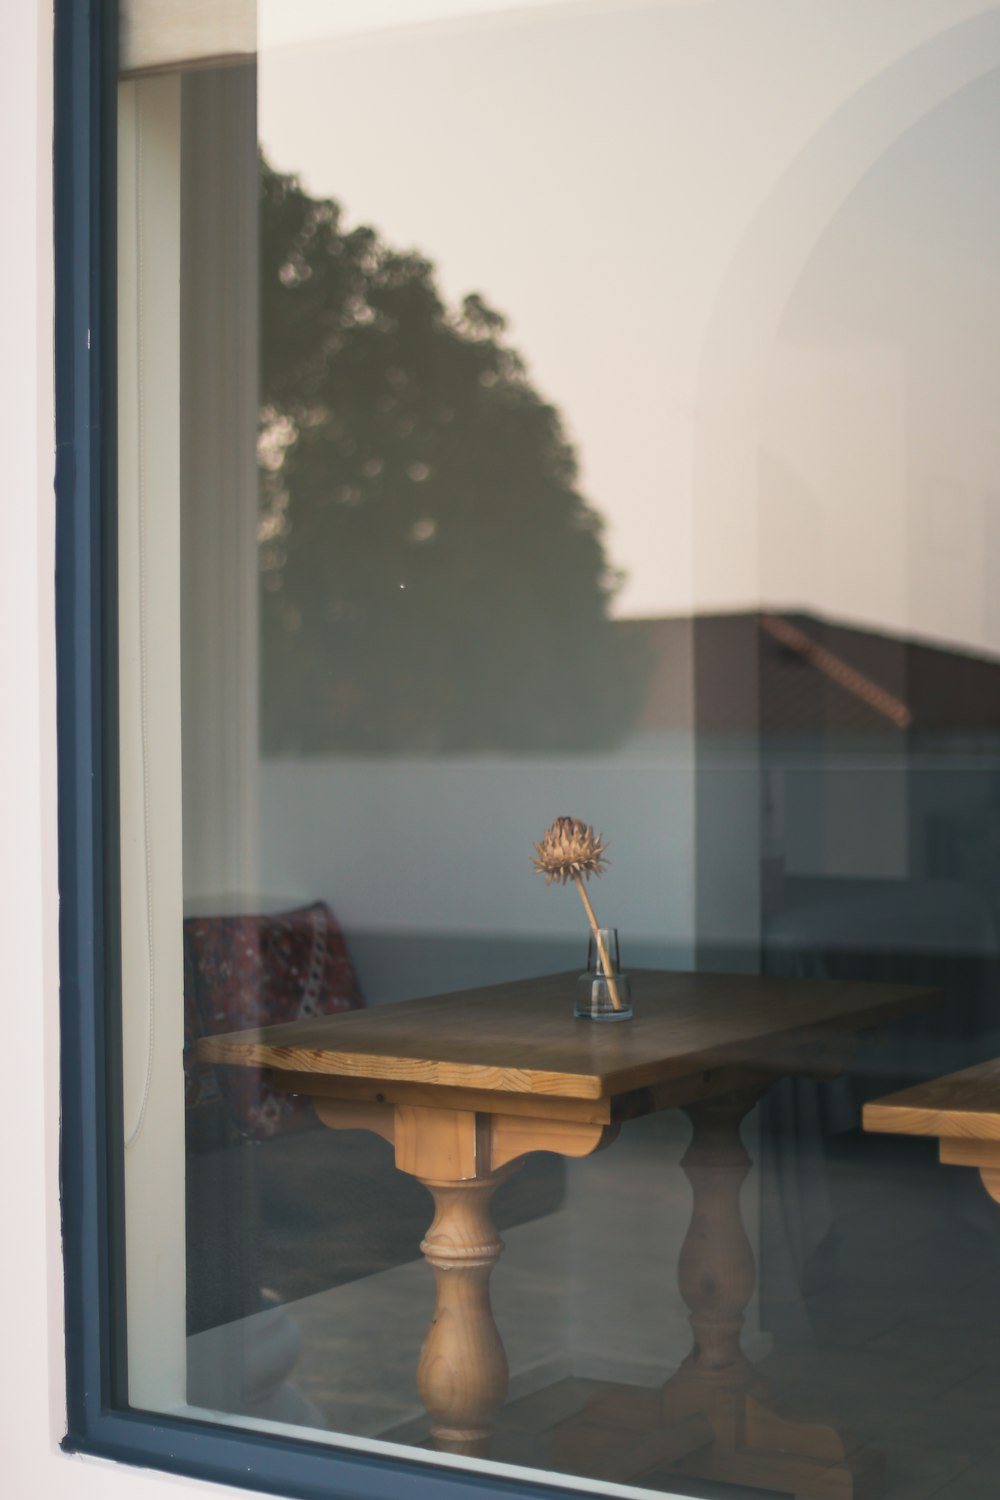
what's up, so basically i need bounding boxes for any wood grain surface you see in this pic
[196,968,933,1103]
[864,1057,1000,1142]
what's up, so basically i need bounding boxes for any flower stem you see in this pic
[572,873,625,1011]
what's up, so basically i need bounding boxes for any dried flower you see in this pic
[532,816,624,1012]
[532,816,609,886]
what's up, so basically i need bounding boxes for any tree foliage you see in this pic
[258,156,647,753]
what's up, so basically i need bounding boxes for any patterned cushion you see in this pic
[184,901,364,1143]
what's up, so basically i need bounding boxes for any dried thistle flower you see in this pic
[532,817,624,1012]
[532,816,609,886]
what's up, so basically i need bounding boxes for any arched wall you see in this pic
[692,5,1000,612]
[688,5,1000,960]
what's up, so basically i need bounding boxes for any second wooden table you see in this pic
[864,1057,1000,1202]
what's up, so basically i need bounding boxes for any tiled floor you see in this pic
[573,1131,1000,1500]
[190,1122,1000,1499]
[453,1130,1000,1499]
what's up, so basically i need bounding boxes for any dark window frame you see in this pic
[54,4,601,1496]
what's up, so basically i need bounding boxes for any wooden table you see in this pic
[864,1058,1000,1203]
[199,968,933,1498]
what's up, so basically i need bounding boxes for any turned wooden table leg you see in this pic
[314,1096,615,1458]
[567,1084,881,1499]
[667,1088,884,1498]
[416,1170,515,1456]
[552,1089,764,1480]
[670,1091,759,1421]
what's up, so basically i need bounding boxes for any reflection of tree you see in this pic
[259,156,648,754]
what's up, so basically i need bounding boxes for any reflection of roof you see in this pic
[615,612,1000,736]
[758,613,911,728]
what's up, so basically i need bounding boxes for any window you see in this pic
[60,5,1000,1500]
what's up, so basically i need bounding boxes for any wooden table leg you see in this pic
[315,1096,615,1457]
[415,1170,515,1456]
[669,1090,760,1413]
[558,1087,884,1499]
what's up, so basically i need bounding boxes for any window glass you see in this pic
[117,5,1000,1497]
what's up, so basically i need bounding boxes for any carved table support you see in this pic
[416,1172,513,1455]
[671,1089,760,1410]
[315,1095,616,1456]
[663,1089,882,1497]
[560,1084,883,1499]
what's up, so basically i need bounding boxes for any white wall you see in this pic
[0,4,255,1495]
[258,750,696,953]
[259,0,1000,638]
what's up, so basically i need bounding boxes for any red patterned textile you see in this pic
[183,901,364,1142]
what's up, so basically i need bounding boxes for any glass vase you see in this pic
[575,927,632,1021]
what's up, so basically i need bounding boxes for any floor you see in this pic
[188,1121,1000,1500]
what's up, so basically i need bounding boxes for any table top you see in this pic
[864,1058,1000,1143]
[197,967,933,1105]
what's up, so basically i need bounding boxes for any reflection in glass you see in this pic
[113,5,1000,1498]
[257,155,648,756]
